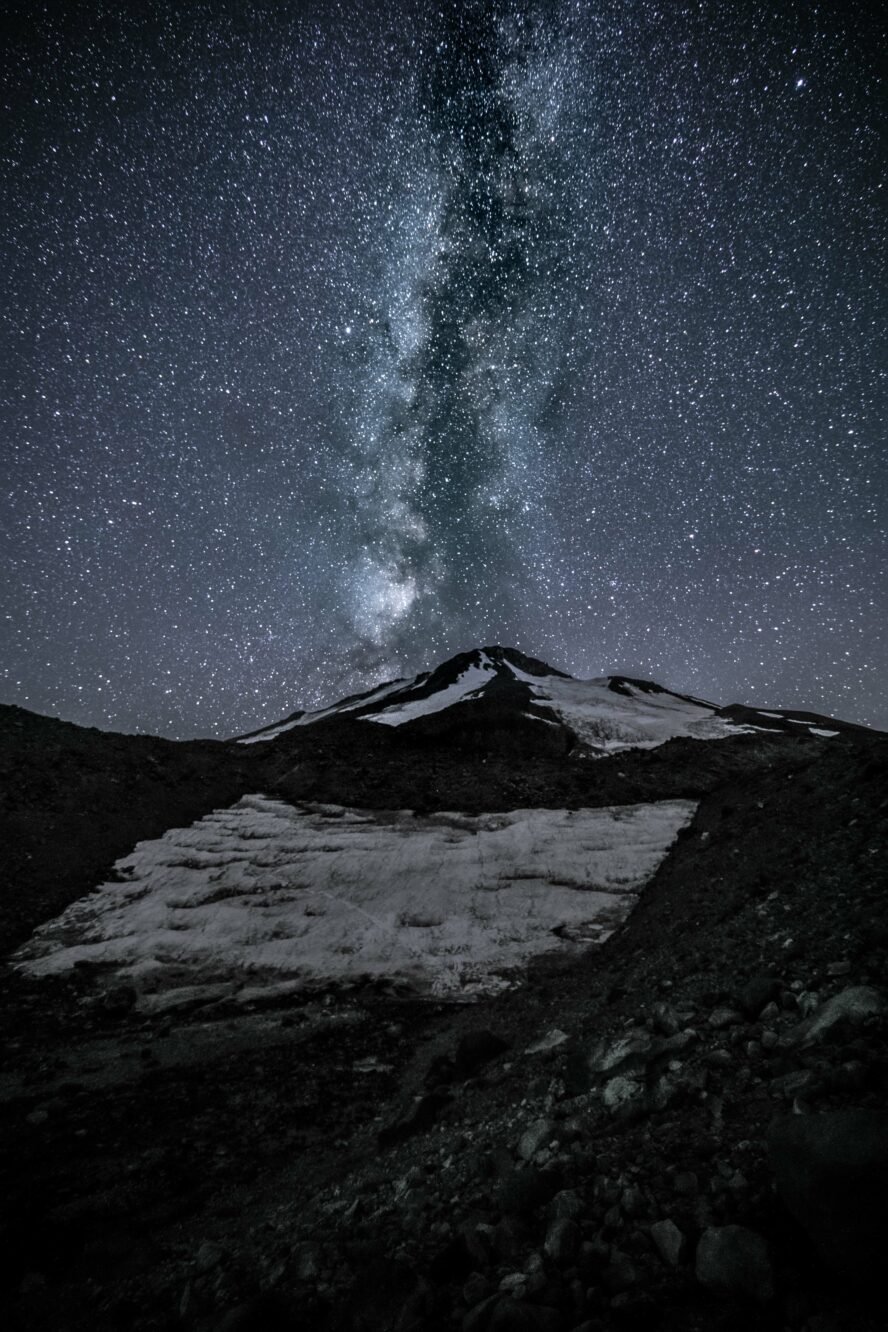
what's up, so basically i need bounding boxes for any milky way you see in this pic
[2,0,885,736]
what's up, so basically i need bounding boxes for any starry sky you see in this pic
[2,0,886,738]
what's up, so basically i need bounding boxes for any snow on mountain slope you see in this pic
[13,794,696,1003]
[504,669,754,751]
[358,648,755,749]
[365,658,497,726]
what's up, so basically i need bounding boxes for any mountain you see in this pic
[1,648,886,1332]
[234,644,865,750]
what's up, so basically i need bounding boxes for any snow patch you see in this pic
[365,659,496,726]
[14,795,696,1001]
[809,727,839,738]
[500,669,755,752]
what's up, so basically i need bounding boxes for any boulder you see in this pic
[548,1189,584,1222]
[790,985,884,1045]
[544,1217,580,1264]
[768,1109,888,1283]
[736,974,781,1018]
[695,1225,773,1302]
[517,1119,555,1161]
[650,1219,684,1267]
[525,1028,570,1055]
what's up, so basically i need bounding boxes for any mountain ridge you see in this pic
[234,644,875,747]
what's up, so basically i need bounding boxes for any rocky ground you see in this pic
[1,709,886,1331]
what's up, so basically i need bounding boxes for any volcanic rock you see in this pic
[694,1225,774,1302]
[768,1109,888,1283]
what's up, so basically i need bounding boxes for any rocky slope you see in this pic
[0,652,886,1332]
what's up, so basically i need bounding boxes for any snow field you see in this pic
[14,795,696,1002]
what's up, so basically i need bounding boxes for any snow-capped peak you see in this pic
[235,645,859,753]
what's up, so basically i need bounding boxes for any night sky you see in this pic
[2,0,885,738]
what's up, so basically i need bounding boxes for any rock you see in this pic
[768,1109,888,1283]
[463,1273,493,1307]
[548,1189,584,1222]
[674,1171,698,1196]
[517,1119,555,1161]
[588,1033,652,1077]
[650,1219,684,1267]
[694,1226,774,1302]
[608,1290,659,1327]
[602,1076,643,1114]
[704,1048,732,1068]
[555,1118,585,1146]
[492,1215,529,1259]
[791,985,884,1045]
[463,1294,501,1332]
[651,1002,681,1036]
[769,1069,816,1099]
[736,975,781,1018]
[708,1007,744,1030]
[575,1028,695,1098]
[487,1300,563,1332]
[620,1185,645,1218]
[603,1250,638,1295]
[544,1217,580,1264]
[457,1030,511,1076]
[213,1295,291,1331]
[497,1167,560,1217]
[196,1240,227,1272]
[290,1241,320,1284]
[337,1259,430,1331]
[525,1028,570,1055]
[462,1222,495,1268]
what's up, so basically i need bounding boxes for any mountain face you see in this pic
[1,648,886,1332]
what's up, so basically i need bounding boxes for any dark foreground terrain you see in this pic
[1,706,887,1331]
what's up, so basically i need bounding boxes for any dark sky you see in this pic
[2,0,885,738]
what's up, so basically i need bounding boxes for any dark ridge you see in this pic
[484,645,573,679]
[0,703,264,952]
[722,702,878,736]
[236,708,305,740]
